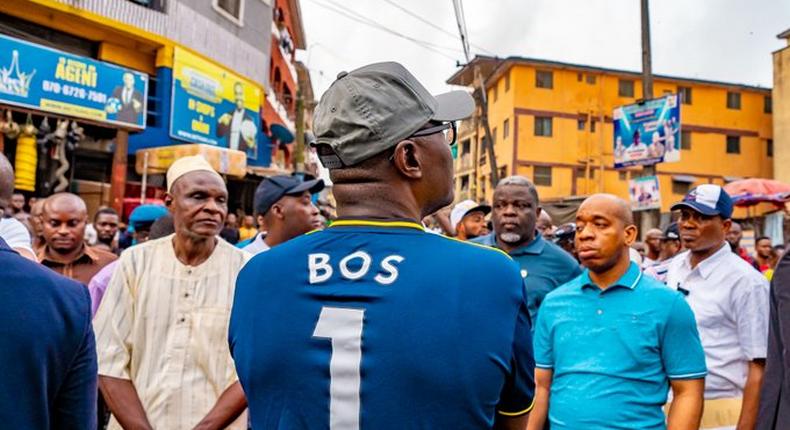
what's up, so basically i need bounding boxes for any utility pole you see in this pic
[293,83,305,173]
[640,0,660,233]
[452,0,499,189]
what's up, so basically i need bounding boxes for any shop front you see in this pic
[0,32,148,215]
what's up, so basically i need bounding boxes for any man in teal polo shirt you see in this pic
[472,176,581,321]
[527,194,706,430]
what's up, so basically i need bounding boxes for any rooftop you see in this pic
[448,55,771,93]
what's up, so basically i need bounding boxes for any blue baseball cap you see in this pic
[129,204,169,229]
[253,176,325,215]
[671,184,733,219]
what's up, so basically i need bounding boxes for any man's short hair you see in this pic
[94,207,119,223]
[496,175,539,204]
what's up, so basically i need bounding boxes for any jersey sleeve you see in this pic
[496,283,536,416]
[662,294,707,379]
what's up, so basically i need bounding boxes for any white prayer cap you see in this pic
[166,155,223,193]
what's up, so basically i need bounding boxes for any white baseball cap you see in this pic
[450,200,491,229]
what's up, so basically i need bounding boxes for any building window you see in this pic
[460,139,471,156]
[534,166,552,186]
[461,175,470,192]
[492,127,497,145]
[536,70,553,89]
[590,119,597,133]
[213,0,245,25]
[768,139,774,157]
[672,180,692,195]
[678,86,692,104]
[575,166,586,178]
[577,73,583,82]
[127,0,166,11]
[726,91,741,110]
[503,118,510,139]
[681,130,691,150]
[765,96,773,114]
[499,166,508,180]
[586,74,596,85]
[577,117,586,131]
[492,85,498,102]
[619,79,634,97]
[505,73,511,92]
[534,117,552,137]
[619,171,627,180]
[726,135,741,154]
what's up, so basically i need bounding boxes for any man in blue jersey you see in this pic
[230,62,535,429]
[527,194,706,430]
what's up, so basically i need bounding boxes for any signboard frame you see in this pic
[613,94,681,168]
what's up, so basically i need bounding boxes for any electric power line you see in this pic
[380,0,495,56]
[306,0,462,61]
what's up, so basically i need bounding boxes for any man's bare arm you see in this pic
[525,368,552,430]
[99,375,152,430]
[737,360,765,430]
[667,378,704,430]
[192,381,247,430]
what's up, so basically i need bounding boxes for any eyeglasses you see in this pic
[407,121,457,146]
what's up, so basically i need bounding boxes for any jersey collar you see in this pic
[328,218,425,231]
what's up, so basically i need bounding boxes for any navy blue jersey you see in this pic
[230,220,535,429]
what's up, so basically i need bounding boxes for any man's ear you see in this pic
[164,193,174,209]
[391,140,422,179]
[271,203,286,221]
[624,224,638,246]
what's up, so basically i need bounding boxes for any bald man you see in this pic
[38,193,117,285]
[528,194,706,430]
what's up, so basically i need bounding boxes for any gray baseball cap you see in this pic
[312,62,475,168]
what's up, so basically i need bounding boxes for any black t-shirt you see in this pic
[220,227,240,245]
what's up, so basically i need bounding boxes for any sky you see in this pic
[297,0,790,98]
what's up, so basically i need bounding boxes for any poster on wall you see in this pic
[170,47,262,160]
[613,94,681,168]
[0,34,148,129]
[628,175,662,211]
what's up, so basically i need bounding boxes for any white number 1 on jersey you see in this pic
[313,306,365,430]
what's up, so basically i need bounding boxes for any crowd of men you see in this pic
[0,61,789,430]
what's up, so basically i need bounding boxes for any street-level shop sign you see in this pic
[169,47,263,160]
[613,94,681,168]
[628,175,662,211]
[0,34,148,129]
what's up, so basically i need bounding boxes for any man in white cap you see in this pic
[449,199,490,241]
[94,155,251,430]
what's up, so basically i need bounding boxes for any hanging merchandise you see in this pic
[51,119,70,193]
[14,113,38,191]
[1,110,19,139]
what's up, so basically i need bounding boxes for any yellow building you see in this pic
[775,29,790,186]
[449,57,774,218]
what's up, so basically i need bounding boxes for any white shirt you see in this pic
[241,233,270,255]
[229,110,244,150]
[665,243,769,399]
[94,235,252,429]
[0,217,34,256]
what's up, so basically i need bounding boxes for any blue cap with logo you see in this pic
[671,184,733,219]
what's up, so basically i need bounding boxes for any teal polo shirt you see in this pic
[533,262,707,430]
[472,233,582,322]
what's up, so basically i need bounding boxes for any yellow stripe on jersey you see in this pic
[496,398,536,416]
[328,220,425,231]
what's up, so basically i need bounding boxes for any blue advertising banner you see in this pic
[0,34,148,129]
[169,47,262,160]
[613,94,681,168]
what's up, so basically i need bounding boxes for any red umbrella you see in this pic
[723,178,790,207]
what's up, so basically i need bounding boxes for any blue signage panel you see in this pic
[613,94,681,168]
[0,34,148,129]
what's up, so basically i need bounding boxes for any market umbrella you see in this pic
[270,124,294,144]
[723,178,790,207]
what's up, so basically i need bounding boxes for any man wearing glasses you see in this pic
[666,185,769,430]
[230,62,535,429]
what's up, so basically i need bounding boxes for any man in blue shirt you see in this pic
[230,62,535,429]
[527,194,706,430]
[473,176,581,322]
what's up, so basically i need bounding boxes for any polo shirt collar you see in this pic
[481,231,545,255]
[38,243,97,265]
[683,242,731,279]
[580,261,642,292]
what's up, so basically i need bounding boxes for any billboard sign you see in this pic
[628,175,662,211]
[170,47,263,160]
[613,94,681,168]
[0,34,148,129]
